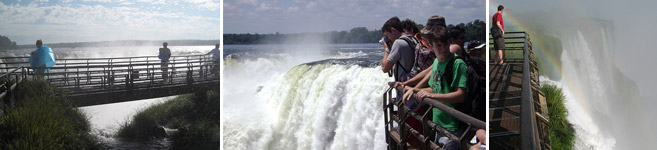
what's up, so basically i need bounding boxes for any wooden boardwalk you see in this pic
[489,32,551,150]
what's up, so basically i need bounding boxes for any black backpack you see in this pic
[443,55,486,122]
[397,36,436,81]
[491,13,502,38]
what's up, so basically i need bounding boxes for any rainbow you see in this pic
[489,1,562,78]
[488,0,600,118]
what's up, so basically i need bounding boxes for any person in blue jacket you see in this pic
[159,42,172,81]
[29,39,56,75]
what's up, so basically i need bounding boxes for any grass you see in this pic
[541,84,575,150]
[116,90,219,149]
[0,79,102,150]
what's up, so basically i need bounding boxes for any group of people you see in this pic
[380,15,486,150]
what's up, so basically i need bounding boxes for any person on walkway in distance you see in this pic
[159,42,172,81]
[492,5,505,64]
[29,39,56,75]
[207,44,220,74]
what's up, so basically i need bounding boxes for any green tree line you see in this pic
[225,19,486,45]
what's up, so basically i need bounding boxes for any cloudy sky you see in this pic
[0,0,219,45]
[224,0,486,34]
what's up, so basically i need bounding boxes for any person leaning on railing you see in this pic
[397,21,467,150]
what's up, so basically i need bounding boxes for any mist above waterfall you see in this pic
[493,0,657,149]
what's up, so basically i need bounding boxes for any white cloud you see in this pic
[225,0,485,34]
[82,0,113,3]
[0,2,219,44]
[236,0,258,6]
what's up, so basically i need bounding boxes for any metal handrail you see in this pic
[384,81,485,150]
[0,66,25,100]
[0,54,207,61]
[0,54,218,101]
[520,32,539,149]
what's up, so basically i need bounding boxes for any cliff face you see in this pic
[0,35,18,51]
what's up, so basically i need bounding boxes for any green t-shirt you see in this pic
[428,54,467,131]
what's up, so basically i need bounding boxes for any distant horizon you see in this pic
[17,39,220,45]
[15,39,220,49]
[223,19,485,35]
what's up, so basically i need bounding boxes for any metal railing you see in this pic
[0,54,219,106]
[519,32,538,149]
[383,82,486,150]
[489,31,550,150]
[0,66,27,117]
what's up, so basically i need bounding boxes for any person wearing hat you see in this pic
[400,15,467,150]
[394,15,447,89]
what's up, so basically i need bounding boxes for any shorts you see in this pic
[493,36,505,50]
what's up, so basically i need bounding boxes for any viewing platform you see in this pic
[0,55,219,107]
[489,31,551,150]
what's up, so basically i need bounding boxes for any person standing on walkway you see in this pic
[29,39,56,75]
[207,44,220,74]
[159,42,171,81]
[492,5,505,64]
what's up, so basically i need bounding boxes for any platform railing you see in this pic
[489,31,550,150]
[0,66,27,117]
[383,82,486,150]
[0,54,219,104]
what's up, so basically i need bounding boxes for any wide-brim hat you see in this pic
[420,15,447,35]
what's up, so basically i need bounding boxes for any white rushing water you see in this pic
[223,45,389,150]
[539,26,655,149]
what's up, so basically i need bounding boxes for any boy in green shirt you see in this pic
[400,15,467,150]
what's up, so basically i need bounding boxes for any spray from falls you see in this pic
[223,43,389,150]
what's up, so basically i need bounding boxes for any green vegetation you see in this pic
[225,20,486,44]
[0,79,101,149]
[541,84,574,150]
[116,91,219,149]
[0,35,18,50]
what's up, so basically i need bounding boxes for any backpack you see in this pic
[398,35,435,81]
[395,36,418,81]
[443,55,486,122]
[491,13,502,38]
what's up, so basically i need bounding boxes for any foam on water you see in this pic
[223,45,388,150]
